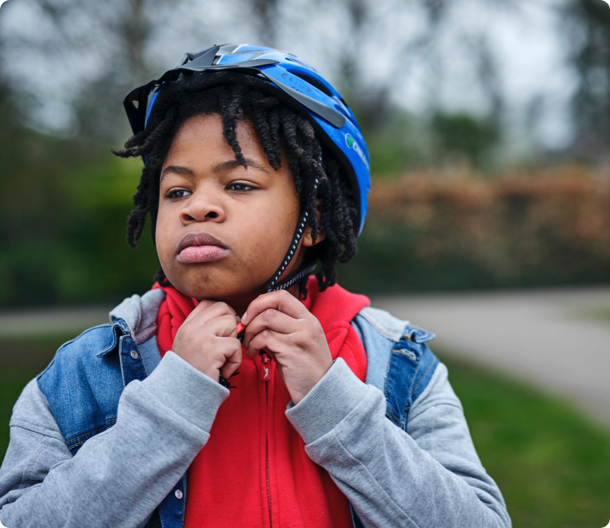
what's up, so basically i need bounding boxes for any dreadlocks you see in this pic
[113,71,357,295]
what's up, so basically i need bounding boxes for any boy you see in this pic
[0,44,511,527]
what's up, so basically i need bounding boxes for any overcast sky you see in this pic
[0,0,583,152]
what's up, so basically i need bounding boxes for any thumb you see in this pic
[220,344,243,380]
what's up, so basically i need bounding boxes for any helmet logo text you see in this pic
[281,73,313,96]
[345,134,370,170]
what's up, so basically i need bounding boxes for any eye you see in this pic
[227,182,257,192]
[165,188,191,199]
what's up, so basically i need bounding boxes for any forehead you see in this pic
[161,113,288,180]
[166,114,257,159]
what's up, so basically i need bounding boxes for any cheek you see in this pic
[263,199,299,237]
[242,202,299,263]
[154,209,173,263]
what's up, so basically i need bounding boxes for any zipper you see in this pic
[265,378,273,528]
[260,351,273,527]
[237,325,273,526]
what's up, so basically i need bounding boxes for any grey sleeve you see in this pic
[286,358,511,528]
[0,352,229,528]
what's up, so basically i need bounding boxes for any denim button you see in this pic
[130,350,139,360]
[175,489,183,500]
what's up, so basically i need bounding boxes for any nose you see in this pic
[179,188,226,224]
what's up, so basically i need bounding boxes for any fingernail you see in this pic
[241,311,248,323]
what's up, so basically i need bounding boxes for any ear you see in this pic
[302,199,326,247]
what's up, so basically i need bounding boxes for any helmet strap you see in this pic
[268,260,317,293]
[266,209,312,292]
[266,178,319,293]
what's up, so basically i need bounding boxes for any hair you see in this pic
[113,71,358,296]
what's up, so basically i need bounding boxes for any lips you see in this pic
[176,232,229,264]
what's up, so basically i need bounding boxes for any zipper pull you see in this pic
[259,352,272,382]
[236,322,246,344]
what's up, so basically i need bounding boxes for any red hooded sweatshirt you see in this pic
[155,277,370,527]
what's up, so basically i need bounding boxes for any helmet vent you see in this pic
[289,72,334,98]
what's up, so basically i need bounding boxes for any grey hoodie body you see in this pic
[0,290,511,527]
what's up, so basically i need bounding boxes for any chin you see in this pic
[172,280,262,304]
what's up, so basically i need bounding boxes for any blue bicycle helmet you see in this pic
[123,43,371,237]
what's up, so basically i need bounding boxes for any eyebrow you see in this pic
[213,158,270,174]
[161,157,270,181]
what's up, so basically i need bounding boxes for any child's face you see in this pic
[156,113,305,312]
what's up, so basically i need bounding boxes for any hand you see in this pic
[241,290,332,404]
[172,300,242,383]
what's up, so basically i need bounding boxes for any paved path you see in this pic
[0,306,111,339]
[373,287,610,428]
[1,288,609,427]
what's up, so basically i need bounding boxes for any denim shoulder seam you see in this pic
[357,307,408,342]
[55,323,113,350]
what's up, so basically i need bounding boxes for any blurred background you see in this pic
[0,0,610,526]
[0,0,610,303]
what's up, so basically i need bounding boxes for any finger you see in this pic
[184,301,237,327]
[242,309,297,348]
[181,299,216,325]
[246,329,288,359]
[220,340,243,380]
[205,313,239,338]
[242,290,308,326]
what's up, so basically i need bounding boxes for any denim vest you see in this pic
[37,306,437,528]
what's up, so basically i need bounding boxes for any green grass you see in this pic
[590,308,610,325]
[571,305,610,326]
[441,352,610,528]
[1,337,609,527]
[0,334,73,458]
